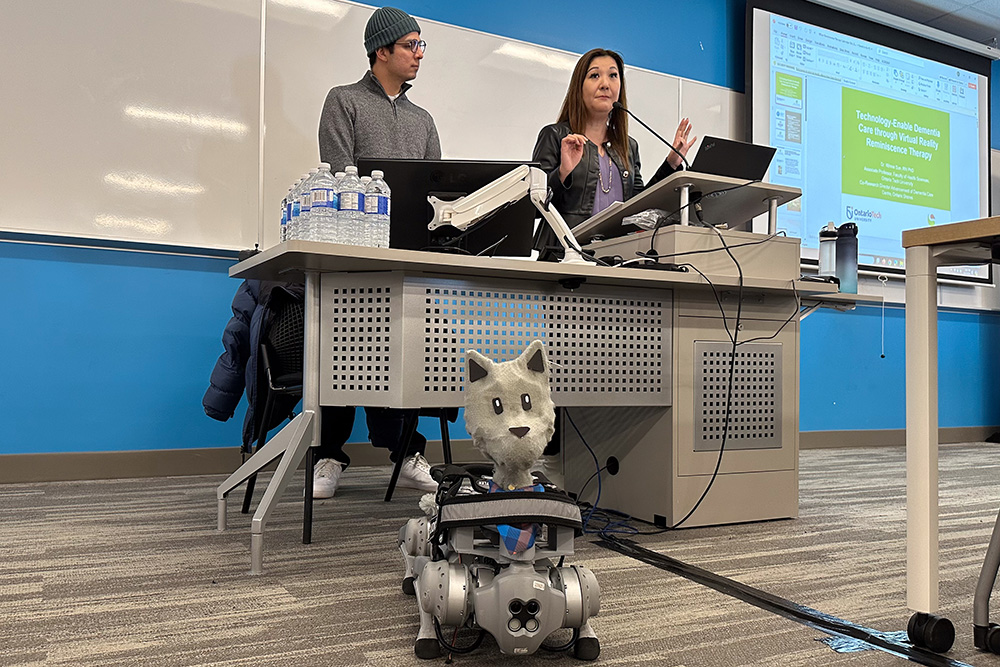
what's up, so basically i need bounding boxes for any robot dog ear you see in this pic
[467,349,492,383]
[519,340,547,374]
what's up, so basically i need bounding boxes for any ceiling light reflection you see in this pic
[104,172,205,196]
[492,43,576,72]
[123,105,249,137]
[95,214,173,237]
[270,0,349,18]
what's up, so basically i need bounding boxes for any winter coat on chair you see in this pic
[203,279,305,450]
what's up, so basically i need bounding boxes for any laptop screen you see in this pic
[689,136,776,181]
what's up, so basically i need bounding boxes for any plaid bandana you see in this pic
[488,481,545,554]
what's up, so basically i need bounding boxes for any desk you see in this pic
[217,239,836,573]
[903,216,1000,617]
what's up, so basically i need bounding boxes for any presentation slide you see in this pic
[753,10,990,278]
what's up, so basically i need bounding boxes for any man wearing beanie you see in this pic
[314,7,441,499]
[318,6,440,175]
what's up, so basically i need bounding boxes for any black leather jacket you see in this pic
[531,121,677,259]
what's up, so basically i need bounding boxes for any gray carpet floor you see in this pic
[4,444,1000,666]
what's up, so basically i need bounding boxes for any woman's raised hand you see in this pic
[667,118,697,169]
[559,133,588,182]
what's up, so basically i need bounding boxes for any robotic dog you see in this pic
[398,341,601,659]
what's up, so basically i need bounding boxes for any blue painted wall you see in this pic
[396,0,746,92]
[994,59,999,150]
[800,306,1000,431]
[0,243,243,453]
[1,0,997,457]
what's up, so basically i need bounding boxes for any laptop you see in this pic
[356,158,536,257]
[689,136,776,181]
[568,137,781,242]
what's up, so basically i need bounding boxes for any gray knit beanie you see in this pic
[364,7,421,56]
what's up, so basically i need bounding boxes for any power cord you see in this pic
[566,192,802,534]
[566,215,746,533]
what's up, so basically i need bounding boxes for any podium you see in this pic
[572,170,801,244]
[575,171,802,283]
[216,175,819,573]
[558,173,805,532]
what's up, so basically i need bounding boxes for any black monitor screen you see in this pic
[356,158,536,257]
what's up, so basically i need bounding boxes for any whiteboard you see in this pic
[261,0,741,248]
[0,0,746,252]
[0,0,260,251]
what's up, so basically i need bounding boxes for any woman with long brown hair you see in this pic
[531,48,696,259]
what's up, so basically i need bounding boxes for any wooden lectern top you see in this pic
[901,216,1000,249]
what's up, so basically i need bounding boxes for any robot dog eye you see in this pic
[492,397,503,415]
[520,393,532,411]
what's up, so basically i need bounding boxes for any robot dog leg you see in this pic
[398,517,431,596]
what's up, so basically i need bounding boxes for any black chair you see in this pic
[241,295,304,521]
[242,289,459,522]
[384,408,458,502]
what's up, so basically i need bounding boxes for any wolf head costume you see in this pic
[464,340,555,491]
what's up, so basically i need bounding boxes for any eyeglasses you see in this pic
[394,39,427,53]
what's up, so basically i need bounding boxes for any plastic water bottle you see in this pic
[338,166,365,246]
[360,176,372,246]
[283,185,295,240]
[818,222,837,277]
[331,172,345,243]
[836,222,858,294]
[279,194,288,242]
[365,170,391,248]
[309,163,338,243]
[298,168,319,241]
[287,177,306,240]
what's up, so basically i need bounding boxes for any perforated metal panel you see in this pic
[693,341,782,451]
[420,285,546,395]
[320,272,671,408]
[324,284,395,394]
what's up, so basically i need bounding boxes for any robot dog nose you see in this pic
[508,426,530,439]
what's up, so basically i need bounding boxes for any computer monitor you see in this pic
[355,158,537,257]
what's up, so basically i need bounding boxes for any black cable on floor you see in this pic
[596,535,972,667]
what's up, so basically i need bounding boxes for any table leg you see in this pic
[766,196,779,235]
[905,244,938,613]
[245,270,323,574]
[677,183,691,226]
[249,410,315,573]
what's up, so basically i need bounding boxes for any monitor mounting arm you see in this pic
[427,165,595,265]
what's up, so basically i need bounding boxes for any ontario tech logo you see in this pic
[845,205,882,223]
[927,213,936,226]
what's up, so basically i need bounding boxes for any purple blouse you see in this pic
[592,151,624,215]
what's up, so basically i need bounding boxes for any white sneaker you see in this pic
[313,458,345,499]
[396,453,438,492]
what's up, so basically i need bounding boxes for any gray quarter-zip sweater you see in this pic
[318,71,441,171]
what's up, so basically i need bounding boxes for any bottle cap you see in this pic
[318,162,331,170]
[345,165,358,174]
[335,172,345,178]
[837,222,858,237]
[372,170,384,179]
[819,222,838,239]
